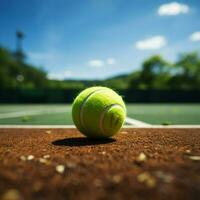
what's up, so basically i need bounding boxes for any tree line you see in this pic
[129,53,200,90]
[0,46,200,90]
[0,47,47,89]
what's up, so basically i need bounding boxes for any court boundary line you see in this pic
[0,108,68,119]
[0,125,200,129]
[125,117,152,127]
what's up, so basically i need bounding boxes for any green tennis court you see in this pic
[0,104,200,125]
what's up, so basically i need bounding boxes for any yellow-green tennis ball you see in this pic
[72,86,126,138]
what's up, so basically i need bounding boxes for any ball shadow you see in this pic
[52,137,116,147]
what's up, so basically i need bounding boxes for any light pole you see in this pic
[15,30,25,62]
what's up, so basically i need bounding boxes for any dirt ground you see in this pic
[0,128,199,200]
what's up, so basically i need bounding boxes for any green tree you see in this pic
[169,52,200,90]
[0,46,47,89]
[129,55,171,89]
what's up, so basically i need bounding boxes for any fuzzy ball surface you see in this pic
[72,86,126,138]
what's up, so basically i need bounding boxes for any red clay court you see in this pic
[0,127,199,200]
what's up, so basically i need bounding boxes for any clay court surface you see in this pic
[0,127,199,200]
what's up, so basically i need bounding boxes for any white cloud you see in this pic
[47,70,72,80]
[88,57,116,68]
[88,59,104,68]
[189,31,200,42]
[135,36,167,50]
[158,2,189,16]
[106,58,116,65]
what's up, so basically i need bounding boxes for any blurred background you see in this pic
[0,0,200,125]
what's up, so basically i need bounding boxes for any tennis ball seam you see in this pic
[99,104,125,136]
[79,89,108,131]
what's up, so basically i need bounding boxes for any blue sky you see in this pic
[0,0,200,80]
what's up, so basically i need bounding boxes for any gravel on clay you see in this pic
[0,128,200,200]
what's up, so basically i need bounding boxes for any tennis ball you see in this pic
[72,86,126,138]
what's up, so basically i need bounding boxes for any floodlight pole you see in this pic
[15,31,25,63]
[16,31,24,52]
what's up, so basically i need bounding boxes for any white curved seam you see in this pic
[79,89,107,129]
[99,104,125,135]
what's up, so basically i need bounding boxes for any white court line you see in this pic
[0,125,75,128]
[0,125,200,129]
[125,117,152,127]
[0,108,68,119]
